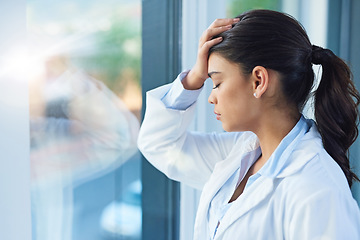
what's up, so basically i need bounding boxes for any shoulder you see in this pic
[276,142,359,223]
[283,119,349,192]
[277,151,360,237]
[271,118,360,237]
[280,145,352,201]
[276,119,357,207]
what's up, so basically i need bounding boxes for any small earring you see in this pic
[253,92,257,98]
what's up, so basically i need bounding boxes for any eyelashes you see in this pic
[213,83,220,89]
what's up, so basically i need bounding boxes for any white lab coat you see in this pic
[138,82,360,240]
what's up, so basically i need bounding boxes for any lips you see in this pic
[214,111,221,120]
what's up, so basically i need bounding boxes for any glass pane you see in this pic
[226,0,281,17]
[27,1,142,239]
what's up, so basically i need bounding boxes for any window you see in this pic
[27,0,142,239]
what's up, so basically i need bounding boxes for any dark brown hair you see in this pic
[209,9,360,187]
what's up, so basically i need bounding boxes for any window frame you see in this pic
[141,1,182,239]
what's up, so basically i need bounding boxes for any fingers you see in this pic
[186,18,240,87]
[199,25,228,47]
[204,25,231,39]
[193,36,223,81]
[199,37,223,57]
[199,18,240,46]
[209,18,240,29]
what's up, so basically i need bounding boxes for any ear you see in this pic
[251,66,269,98]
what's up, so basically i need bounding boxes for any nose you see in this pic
[208,91,216,104]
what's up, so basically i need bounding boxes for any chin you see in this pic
[222,124,235,132]
[223,124,245,133]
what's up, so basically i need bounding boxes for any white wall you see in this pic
[282,0,328,119]
[0,1,32,240]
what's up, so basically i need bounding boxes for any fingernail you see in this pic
[225,24,232,29]
[233,18,240,22]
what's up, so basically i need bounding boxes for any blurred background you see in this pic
[27,0,142,239]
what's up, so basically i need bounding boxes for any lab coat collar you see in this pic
[258,115,314,179]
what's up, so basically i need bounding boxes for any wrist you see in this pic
[182,70,206,90]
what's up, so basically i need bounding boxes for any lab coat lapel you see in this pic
[193,139,259,239]
[225,176,275,232]
[214,177,275,238]
[193,159,238,239]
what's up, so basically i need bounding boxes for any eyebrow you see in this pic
[208,71,221,78]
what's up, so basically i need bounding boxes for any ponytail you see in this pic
[312,45,360,187]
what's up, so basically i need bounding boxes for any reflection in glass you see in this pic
[27,1,142,239]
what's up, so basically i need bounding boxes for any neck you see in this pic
[253,110,300,165]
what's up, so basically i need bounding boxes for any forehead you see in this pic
[208,54,240,74]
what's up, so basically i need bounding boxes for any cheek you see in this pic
[226,90,252,113]
[224,90,257,130]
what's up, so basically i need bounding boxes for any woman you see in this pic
[138,10,360,239]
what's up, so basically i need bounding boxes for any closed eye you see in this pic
[213,83,220,89]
